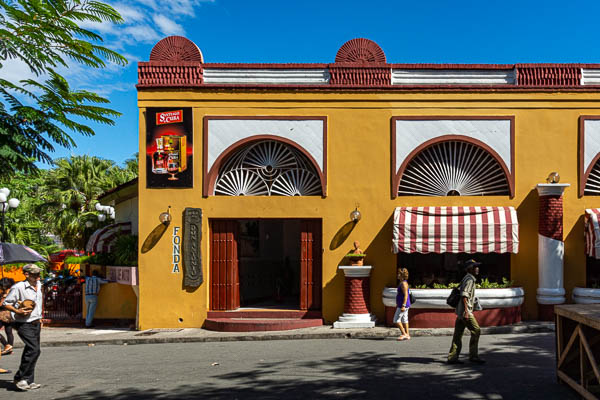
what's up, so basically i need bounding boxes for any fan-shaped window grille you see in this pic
[215,140,322,196]
[398,141,510,196]
[585,159,600,195]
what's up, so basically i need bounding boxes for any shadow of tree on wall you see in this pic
[62,335,575,400]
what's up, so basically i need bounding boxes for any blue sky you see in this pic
[7,0,600,167]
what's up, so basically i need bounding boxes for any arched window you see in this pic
[398,140,510,196]
[585,158,600,195]
[215,140,322,196]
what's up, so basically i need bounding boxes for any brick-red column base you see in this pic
[384,306,522,328]
[538,304,555,321]
[344,277,370,314]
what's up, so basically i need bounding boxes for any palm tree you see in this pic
[43,155,135,249]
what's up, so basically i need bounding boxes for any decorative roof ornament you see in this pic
[335,38,386,63]
[149,36,203,62]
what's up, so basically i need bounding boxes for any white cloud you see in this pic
[0,0,215,98]
[0,59,40,83]
[111,3,146,22]
[152,14,185,36]
[133,0,214,17]
[78,19,115,34]
[122,25,162,44]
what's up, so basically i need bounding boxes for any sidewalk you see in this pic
[5,321,555,348]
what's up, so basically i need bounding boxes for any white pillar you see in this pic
[333,266,376,328]
[536,184,569,306]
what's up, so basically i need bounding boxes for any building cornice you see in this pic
[137,36,600,91]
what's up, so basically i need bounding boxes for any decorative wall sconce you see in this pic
[159,206,172,224]
[350,206,362,223]
[547,172,560,184]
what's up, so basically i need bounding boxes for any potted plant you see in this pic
[344,240,366,266]
[382,277,525,328]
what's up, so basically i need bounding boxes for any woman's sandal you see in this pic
[396,335,408,341]
[0,369,11,374]
[1,346,13,355]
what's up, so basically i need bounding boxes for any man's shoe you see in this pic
[447,359,464,364]
[469,357,486,364]
[28,383,41,390]
[15,380,30,391]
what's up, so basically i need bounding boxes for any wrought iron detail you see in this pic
[398,141,510,196]
[183,208,203,288]
[215,140,322,196]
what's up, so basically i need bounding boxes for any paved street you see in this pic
[0,332,575,399]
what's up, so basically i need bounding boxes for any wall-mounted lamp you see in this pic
[159,206,172,224]
[547,172,560,184]
[350,207,361,223]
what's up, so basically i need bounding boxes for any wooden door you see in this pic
[300,219,322,310]
[210,220,240,310]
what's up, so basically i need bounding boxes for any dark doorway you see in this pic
[209,219,321,311]
[238,219,301,308]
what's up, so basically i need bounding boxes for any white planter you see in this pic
[382,287,524,309]
[573,287,600,304]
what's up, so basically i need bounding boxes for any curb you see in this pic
[18,322,555,349]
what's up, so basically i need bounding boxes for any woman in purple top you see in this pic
[394,268,411,341]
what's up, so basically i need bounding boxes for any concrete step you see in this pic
[203,317,323,332]
[207,310,321,319]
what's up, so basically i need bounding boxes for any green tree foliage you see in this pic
[0,170,59,256]
[43,155,137,249]
[0,154,137,251]
[0,0,128,176]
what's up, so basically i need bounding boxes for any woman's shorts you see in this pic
[393,307,409,324]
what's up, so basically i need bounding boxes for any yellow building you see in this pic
[135,36,600,330]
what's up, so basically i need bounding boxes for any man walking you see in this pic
[447,259,485,365]
[85,270,109,328]
[2,264,43,391]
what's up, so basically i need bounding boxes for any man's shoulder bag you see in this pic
[446,287,461,308]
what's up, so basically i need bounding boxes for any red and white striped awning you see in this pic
[585,209,600,259]
[393,206,519,254]
[85,222,132,253]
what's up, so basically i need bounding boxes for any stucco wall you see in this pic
[83,283,137,320]
[136,90,600,329]
[115,198,139,235]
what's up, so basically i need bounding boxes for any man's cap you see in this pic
[463,259,482,270]
[23,264,42,274]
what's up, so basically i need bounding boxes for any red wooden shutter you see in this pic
[210,220,239,310]
[300,219,322,310]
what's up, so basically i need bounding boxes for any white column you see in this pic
[536,184,569,305]
[333,266,376,328]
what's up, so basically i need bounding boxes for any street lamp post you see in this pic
[0,187,20,242]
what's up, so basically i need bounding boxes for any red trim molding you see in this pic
[391,116,515,199]
[579,116,600,197]
[329,65,390,86]
[335,38,386,63]
[516,65,581,86]
[150,36,203,62]
[138,36,600,89]
[202,116,328,197]
[138,61,203,87]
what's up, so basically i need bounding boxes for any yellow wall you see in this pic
[83,283,137,320]
[137,90,600,328]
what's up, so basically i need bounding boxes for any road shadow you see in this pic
[57,334,576,400]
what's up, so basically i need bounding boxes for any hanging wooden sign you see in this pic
[183,208,203,287]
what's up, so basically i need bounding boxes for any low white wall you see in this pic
[573,287,600,304]
[382,287,525,309]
